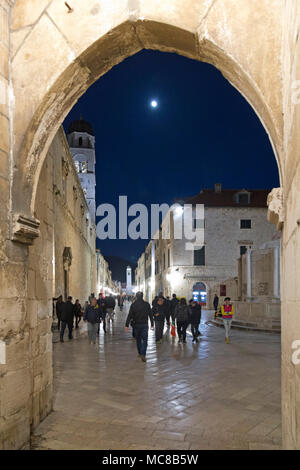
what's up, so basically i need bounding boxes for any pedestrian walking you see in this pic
[165,296,172,327]
[174,298,189,344]
[74,299,82,329]
[125,292,154,362]
[60,296,75,342]
[97,293,106,333]
[53,295,64,331]
[213,293,219,318]
[189,300,202,343]
[152,296,167,343]
[170,293,179,322]
[104,295,116,324]
[84,297,101,344]
[221,297,234,343]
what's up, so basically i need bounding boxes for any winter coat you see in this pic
[61,301,75,323]
[152,302,168,322]
[189,304,201,324]
[104,296,116,310]
[174,304,189,323]
[170,297,179,314]
[84,304,101,324]
[125,299,154,327]
[74,303,82,317]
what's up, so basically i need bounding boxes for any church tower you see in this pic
[126,266,132,295]
[67,118,96,222]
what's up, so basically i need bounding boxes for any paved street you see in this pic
[32,305,281,450]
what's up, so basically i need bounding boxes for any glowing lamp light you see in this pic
[151,100,158,108]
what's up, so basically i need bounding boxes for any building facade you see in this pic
[136,185,277,307]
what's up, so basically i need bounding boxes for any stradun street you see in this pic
[32,305,281,451]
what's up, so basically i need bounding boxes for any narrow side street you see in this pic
[32,305,281,450]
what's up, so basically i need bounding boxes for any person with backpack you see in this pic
[221,297,235,343]
[188,300,202,343]
[174,298,189,344]
[84,297,102,344]
[104,295,116,324]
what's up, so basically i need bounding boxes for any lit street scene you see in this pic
[0,0,300,455]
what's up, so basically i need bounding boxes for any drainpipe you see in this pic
[247,248,252,300]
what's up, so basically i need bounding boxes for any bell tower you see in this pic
[67,117,96,223]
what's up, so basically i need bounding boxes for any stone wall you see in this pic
[280,0,300,450]
[0,125,97,449]
[27,126,97,438]
[50,128,96,305]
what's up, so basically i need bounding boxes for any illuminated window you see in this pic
[81,162,88,173]
[74,161,80,173]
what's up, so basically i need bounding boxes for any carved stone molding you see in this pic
[62,158,69,178]
[267,187,284,230]
[12,214,40,245]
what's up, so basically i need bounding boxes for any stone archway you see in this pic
[0,0,299,450]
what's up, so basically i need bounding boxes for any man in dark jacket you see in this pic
[60,296,75,342]
[213,294,219,318]
[165,296,172,327]
[53,295,64,331]
[189,300,202,343]
[97,293,106,333]
[125,292,154,362]
[84,297,102,344]
[152,296,168,343]
[170,294,179,322]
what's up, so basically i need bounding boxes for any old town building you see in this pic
[136,185,277,307]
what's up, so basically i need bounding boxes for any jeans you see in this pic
[106,308,114,321]
[88,322,98,342]
[191,322,200,340]
[134,324,148,357]
[223,318,232,338]
[177,321,187,341]
[60,321,73,340]
[155,320,164,341]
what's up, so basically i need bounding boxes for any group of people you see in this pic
[53,293,117,343]
[125,292,234,363]
[53,290,235,361]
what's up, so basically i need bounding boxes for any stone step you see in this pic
[208,319,281,334]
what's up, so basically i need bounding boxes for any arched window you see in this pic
[78,137,83,146]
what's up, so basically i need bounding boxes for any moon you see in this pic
[150,99,158,108]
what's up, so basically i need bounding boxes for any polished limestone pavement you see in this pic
[32,304,281,450]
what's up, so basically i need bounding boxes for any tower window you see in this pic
[79,137,83,146]
[81,162,88,173]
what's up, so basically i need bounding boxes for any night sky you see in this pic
[63,50,279,264]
